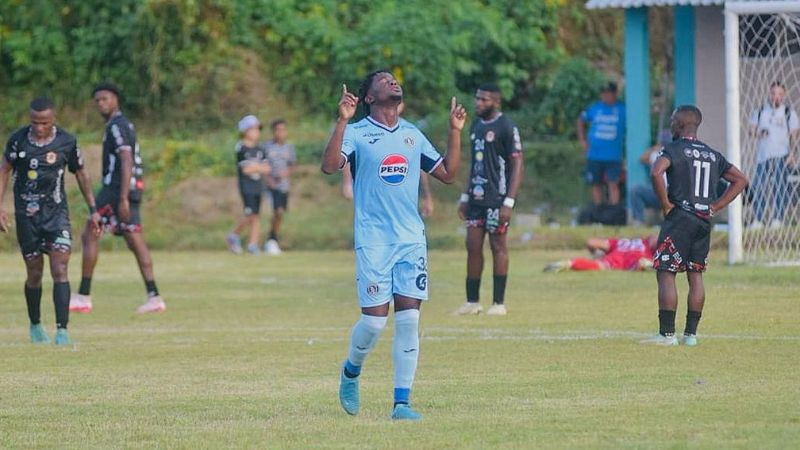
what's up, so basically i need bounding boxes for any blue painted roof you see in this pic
[586,0,723,9]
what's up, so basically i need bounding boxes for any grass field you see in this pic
[1,249,798,449]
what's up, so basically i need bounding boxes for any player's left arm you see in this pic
[69,142,101,234]
[710,165,749,216]
[650,155,672,216]
[117,149,133,222]
[500,125,524,223]
[420,173,434,217]
[430,97,466,184]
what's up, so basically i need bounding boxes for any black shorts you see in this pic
[464,203,508,235]
[96,188,142,235]
[241,191,262,216]
[653,208,711,273]
[16,210,72,259]
[269,190,289,211]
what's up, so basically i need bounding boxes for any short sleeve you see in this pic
[419,133,442,173]
[580,106,592,122]
[340,126,357,169]
[3,135,16,164]
[789,108,800,131]
[607,239,618,252]
[110,122,133,153]
[717,152,733,177]
[503,122,522,156]
[657,146,674,163]
[67,139,84,173]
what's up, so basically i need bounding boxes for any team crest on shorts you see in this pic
[366,283,380,297]
[379,154,409,185]
[45,152,57,164]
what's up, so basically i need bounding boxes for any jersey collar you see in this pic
[27,126,57,147]
[105,110,123,125]
[480,112,503,125]
[366,116,400,133]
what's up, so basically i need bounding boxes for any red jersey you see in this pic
[601,238,654,270]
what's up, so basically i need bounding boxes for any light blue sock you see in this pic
[345,314,387,377]
[392,309,420,404]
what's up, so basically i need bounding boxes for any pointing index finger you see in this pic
[450,96,456,113]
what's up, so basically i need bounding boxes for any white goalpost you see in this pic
[725,0,800,265]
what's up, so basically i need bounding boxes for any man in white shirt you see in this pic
[748,81,799,229]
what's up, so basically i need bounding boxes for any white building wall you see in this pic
[694,5,727,152]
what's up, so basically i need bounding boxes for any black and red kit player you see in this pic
[644,105,748,346]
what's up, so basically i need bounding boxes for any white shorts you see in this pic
[355,243,429,308]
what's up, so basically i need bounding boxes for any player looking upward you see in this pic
[321,70,466,420]
[455,83,523,316]
[70,82,166,314]
[643,105,748,346]
[0,97,100,345]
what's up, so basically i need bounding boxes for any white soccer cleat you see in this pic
[486,303,507,316]
[639,334,679,346]
[136,296,166,314]
[69,293,93,314]
[769,219,783,229]
[265,239,282,255]
[454,302,483,316]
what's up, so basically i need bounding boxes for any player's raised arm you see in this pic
[651,155,672,216]
[322,84,358,174]
[431,97,466,184]
[711,165,748,216]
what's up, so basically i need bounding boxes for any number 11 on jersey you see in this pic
[693,160,711,198]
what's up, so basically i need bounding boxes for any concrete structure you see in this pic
[586,0,727,206]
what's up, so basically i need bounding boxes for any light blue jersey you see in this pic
[341,116,443,249]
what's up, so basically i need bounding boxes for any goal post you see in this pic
[725,0,800,265]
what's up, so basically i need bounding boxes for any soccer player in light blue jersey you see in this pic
[321,70,467,420]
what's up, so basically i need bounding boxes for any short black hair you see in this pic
[672,105,703,129]
[601,81,618,93]
[771,80,785,90]
[271,118,287,130]
[477,82,501,94]
[29,97,54,112]
[358,69,391,115]
[92,81,120,98]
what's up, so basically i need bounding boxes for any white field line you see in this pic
[1,326,799,343]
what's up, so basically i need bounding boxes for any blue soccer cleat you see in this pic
[391,403,422,421]
[54,329,71,346]
[339,368,360,416]
[682,334,698,346]
[639,334,679,346]
[29,324,50,344]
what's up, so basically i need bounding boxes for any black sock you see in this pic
[658,309,676,336]
[78,277,92,296]
[493,275,507,305]
[145,280,159,298]
[53,282,70,329]
[25,284,42,325]
[466,278,480,303]
[684,310,702,335]
[269,231,277,241]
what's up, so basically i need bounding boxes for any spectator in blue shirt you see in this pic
[577,82,626,205]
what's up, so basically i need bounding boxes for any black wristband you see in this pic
[89,205,97,215]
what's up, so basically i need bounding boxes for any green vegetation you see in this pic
[1,250,798,449]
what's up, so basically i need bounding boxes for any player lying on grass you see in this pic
[543,236,656,272]
[0,97,101,345]
[642,105,748,347]
[321,70,465,420]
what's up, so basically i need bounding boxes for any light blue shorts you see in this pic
[355,243,429,308]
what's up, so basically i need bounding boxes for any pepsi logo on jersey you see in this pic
[379,154,409,185]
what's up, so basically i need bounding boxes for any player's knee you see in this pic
[360,314,388,332]
[50,262,69,282]
[26,269,44,286]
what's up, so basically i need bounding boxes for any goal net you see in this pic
[727,1,800,265]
